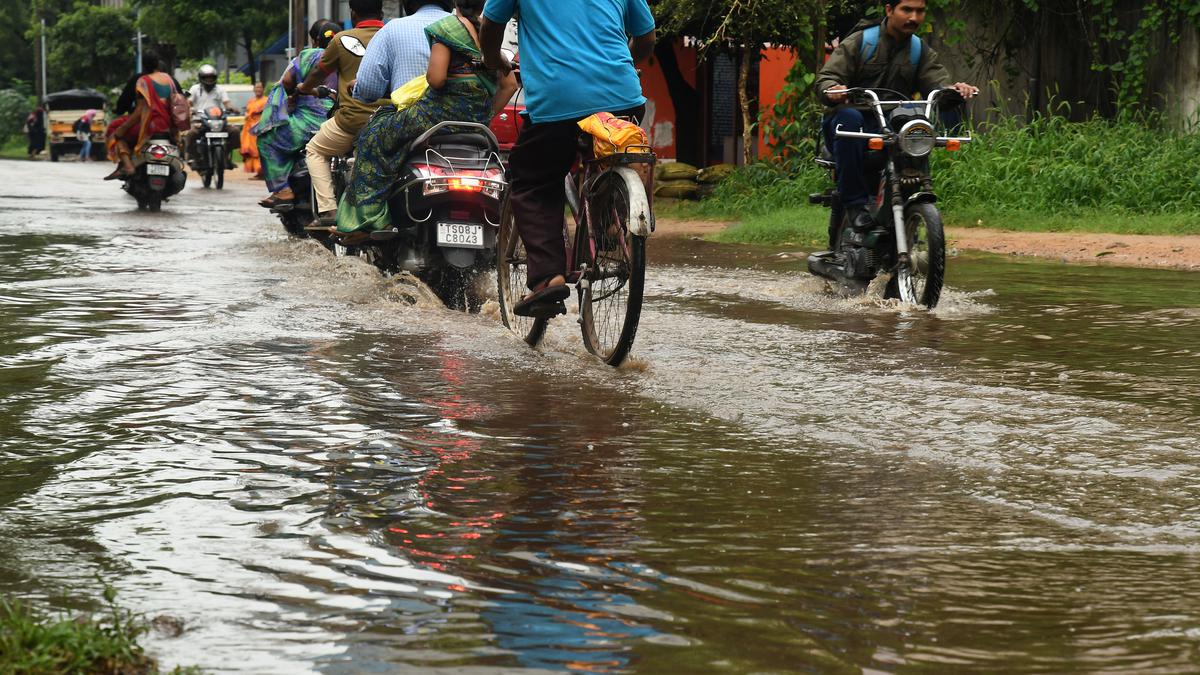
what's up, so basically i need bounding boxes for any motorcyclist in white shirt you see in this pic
[186,65,239,164]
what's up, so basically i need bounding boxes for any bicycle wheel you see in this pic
[578,169,646,366]
[495,194,548,347]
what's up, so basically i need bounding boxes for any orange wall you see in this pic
[641,43,797,164]
[757,47,798,158]
[639,41,697,161]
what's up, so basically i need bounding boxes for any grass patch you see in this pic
[0,136,29,160]
[708,206,828,246]
[680,108,1200,244]
[0,588,199,675]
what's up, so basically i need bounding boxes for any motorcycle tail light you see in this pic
[149,145,168,160]
[946,139,961,152]
[868,138,885,151]
[447,178,483,193]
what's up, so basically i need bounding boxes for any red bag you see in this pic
[169,82,191,132]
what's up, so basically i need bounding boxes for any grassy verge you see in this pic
[0,137,29,160]
[0,589,199,674]
[667,109,1200,245]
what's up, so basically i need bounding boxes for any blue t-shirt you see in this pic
[483,0,655,124]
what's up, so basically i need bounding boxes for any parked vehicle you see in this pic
[189,106,231,189]
[807,87,971,309]
[45,89,107,162]
[221,83,258,129]
[489,88,524,156]
[342,121,506,312]
[121,135,187,212]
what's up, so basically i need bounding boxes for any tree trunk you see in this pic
[738,46,754,166]
[654,40,701,166]
[243,32,257,84]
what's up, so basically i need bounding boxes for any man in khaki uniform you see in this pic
[297,0,391,224]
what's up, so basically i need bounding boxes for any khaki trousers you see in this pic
[306,117,356,214]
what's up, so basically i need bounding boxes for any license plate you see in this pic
[206,132,228,139]
[436,222,484,249]
[146,164,170,176]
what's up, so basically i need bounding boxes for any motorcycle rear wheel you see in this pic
[886,201,946,309]
[202,169,212,189]
[496,195,548,348]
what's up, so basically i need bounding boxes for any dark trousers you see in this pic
[508,105,643,289]
[823,107,881,207]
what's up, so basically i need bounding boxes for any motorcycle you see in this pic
[339,120,506,312]
[271,86,346,239]
[189,106,231,189]
[122,134,186,212]
[807,87,971,309]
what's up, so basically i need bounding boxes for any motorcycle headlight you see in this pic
[205,119,225,131]
[898,119,936,158]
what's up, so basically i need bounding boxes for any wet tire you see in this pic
[496,195,548,347]
[202,169,212,189]
[886,201,945,309]
[216,158,225,190]
[147,196,162,213]
[578,173,646,367]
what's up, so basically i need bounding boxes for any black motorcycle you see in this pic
[808,87,971,309]
[341,121,506,312]
[122,135,187,212]
[189,106,231,189]
[272,86,345,238]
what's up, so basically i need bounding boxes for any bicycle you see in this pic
[495,127,656,367]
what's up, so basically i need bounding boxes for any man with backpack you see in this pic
[816,0,976,235]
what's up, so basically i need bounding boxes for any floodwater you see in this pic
[1,161,1199,673]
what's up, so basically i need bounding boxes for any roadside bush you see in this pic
[0,89,30,145]
[0,587,199,674]
[706,106,1200,222]
[934,109,1200,214]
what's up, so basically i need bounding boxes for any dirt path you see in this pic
[656,218,1200,271]
[945,229,1200,271]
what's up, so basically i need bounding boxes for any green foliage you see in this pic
[697,103,1200,245]
[46,2,137,91]
[0,587,199,675]
[934,108,1200,213]
[0,90,32,145]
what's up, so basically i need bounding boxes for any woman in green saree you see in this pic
[336,0,518,235]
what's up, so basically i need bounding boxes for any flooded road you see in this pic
[1,160,1198,673]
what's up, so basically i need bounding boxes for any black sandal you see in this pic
[513,280,570,318]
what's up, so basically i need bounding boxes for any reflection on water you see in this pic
[1,162,1199,673]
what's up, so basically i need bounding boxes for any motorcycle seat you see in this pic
[409,132,493,154]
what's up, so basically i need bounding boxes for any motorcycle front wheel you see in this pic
[887,201,946,309]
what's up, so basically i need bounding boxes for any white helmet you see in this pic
[198,64,218,81]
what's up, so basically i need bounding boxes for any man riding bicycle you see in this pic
[480,0,656,317]
[816,0,977,239]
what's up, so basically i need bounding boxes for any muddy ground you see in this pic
[655,218,1200,271]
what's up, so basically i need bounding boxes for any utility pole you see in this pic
[136,9,143,73]
[40,18,48,101]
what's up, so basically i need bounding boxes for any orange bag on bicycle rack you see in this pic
[577,112,649,158]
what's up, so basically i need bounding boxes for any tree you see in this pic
[47,2,137,91]
[135,0,289,83]
[0,90,32,144]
